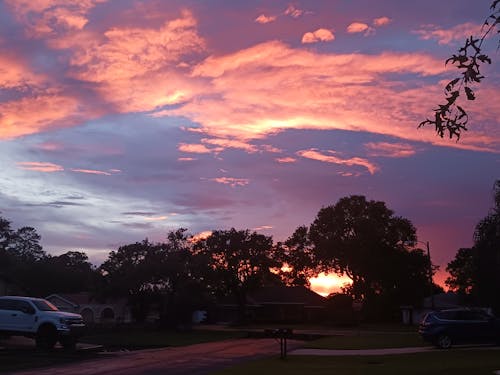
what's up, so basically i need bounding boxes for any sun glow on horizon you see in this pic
[310,273,352,297]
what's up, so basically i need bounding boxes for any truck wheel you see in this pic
[36,325,57,350]
[60,337,77,351]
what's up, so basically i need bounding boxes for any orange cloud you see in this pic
[255,14,277,24]
[178,143,213,154]
[62,10,205,112]
[365,142,417,158]
[302,28,335,44]
[208,177,250,187]
[5,0,107,38]
[413,22,482,45]
[373,16,392,27]
[0,54,44,89]
[347,22,372,35]
[297,149,379,175]
[201,138,258,153]
[0,93,83,139]
[158,40,498,152]
[16,161,64,172]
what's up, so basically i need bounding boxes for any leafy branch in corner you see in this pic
[419,0,499,140]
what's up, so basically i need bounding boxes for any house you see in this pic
[0,273,22,296]
[216,286,326,323]
[401,292,462,325]
[46,292,132,325]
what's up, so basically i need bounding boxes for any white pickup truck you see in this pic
[0,296,85,349]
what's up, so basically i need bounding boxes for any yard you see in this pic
[215,349,500,375]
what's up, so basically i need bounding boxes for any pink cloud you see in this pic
[158,40,499,151]
[5,0,107,38]
[302,29,335,44]
[255,14,277,24]
[0,93,85,139]
[16,161,64,172]
[297,149,379,175]
[178,157,197,161]
[365,142,417,158]
[0,54,44,89]
[201,138,258,153]
[413,22,482,45]
[373,16,392,27]
[36,142,65,151]
[178,143,213,154]
[276,157,297,163]
[61,10,206,113]
[347,22,373,35]
[284,4,305,18]
[70,169,112,176]
[254,225,273,231]
[208,177,250,187]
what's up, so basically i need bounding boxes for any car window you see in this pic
[13,300,34,313]
[437,310,458,320]
[0,299,15,310]
[31,299,58,311]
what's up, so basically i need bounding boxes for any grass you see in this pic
[81,326,247,350]
[303,331,425,349]
[214,349,500,375]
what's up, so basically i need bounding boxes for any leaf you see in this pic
[477,54,492,64]
[465,87,476,100]
[445,78,460,91]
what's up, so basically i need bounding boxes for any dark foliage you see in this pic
[419,1,499,140]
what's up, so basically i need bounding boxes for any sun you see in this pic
[309,273,352,297]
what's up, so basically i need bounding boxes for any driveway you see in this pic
[7,338,301,375]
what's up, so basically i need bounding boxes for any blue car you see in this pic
[419,308,500,349]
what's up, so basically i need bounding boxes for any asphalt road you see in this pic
[6,338,300,375]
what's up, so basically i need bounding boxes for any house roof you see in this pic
[247,286,326,307]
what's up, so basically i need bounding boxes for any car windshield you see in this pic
[31,299,59,311]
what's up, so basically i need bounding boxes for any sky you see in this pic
[0,0,498,295]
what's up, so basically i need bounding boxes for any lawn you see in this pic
[303,331,425,349]
[215,349,500,375]
[81,326,247,350]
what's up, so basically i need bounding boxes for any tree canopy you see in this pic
[193,228,278,321]
[446,180,500,311]
[281,195,433,317]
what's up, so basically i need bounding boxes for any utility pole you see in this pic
[426,241,435,310]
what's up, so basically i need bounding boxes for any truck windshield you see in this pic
[32,299,59,311]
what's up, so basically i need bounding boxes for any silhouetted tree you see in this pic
[287,196,432,319]
[445,180,500,311]
[193,228,277,323]
[275,226,317,287]
[420,1,499,139]
[446,247,477,295]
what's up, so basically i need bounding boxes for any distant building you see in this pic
[401,292,462,325]
[0,273,22,296]
[216,286,326,323]
[46,292,132,325]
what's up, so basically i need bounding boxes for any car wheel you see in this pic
[436,334,452,349]
[36,325,57,350]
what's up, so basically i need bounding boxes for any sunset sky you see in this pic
[0,0,498,295]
